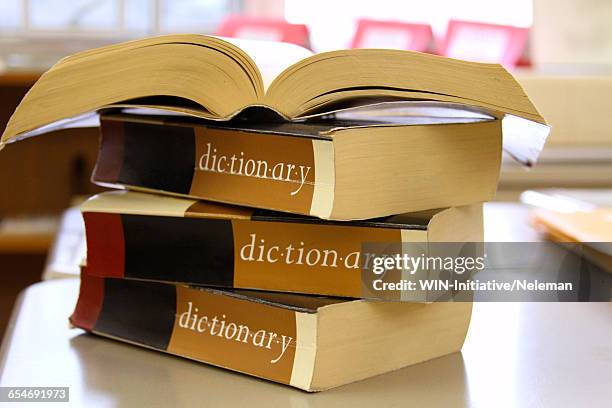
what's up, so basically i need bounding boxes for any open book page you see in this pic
[264,49,546,125]
[220,37,314,91]
[315,101,496,121]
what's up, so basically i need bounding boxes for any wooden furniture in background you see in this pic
[0,72,39,136]
[0,71,103,216]
[0,128,102,216]
[0,71,103,340]
[0,253,46,342]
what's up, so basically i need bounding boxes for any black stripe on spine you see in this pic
[94,278,177,350]
[118,121,195,194]
[122,214,235,287]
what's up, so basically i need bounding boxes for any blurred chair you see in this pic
[216,16,311,49]
[441,20,529,68]
[350,19,433,52]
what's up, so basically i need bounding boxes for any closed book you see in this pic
[91,112,501,220]
[71,270,473,391]
[82,191,483,299]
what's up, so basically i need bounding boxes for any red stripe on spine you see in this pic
[83,212,125,278]
[93,119,125,183]
[70,269,105,331]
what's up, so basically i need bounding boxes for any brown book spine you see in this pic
[83,206,411,298]
[93,116,334,218]
[71,271,317,390]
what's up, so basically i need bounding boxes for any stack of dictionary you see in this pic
[0,35,548,391]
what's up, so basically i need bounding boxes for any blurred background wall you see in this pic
[532,0,612,68]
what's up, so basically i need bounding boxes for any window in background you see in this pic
[0,2,21,31]
[0,0,243,36]
[28,0,120,31]
[160,0,242,33]
[0,0,244,71]
[124,0,154,33]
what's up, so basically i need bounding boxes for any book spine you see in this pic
[70,272,317,390]
[83,210,412,298]
[93,118,335,218]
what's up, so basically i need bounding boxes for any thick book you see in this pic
[81,191,483,299]
[71,270,473,391]
[1,34,546,146]
[91,111,501,219]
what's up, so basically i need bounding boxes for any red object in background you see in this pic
[350,19,433,52]
[216,16,311,49]
[440,20,529,68]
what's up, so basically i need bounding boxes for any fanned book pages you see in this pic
[71,269,473,391]
[81,190,483,299]
[1,35,548,156]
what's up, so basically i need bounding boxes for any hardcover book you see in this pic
[92,111,501,220]
[71,269,473,391]
[82,190,483,298]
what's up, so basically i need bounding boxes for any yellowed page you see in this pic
[220,37,313,91]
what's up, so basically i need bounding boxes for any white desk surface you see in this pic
[2,281,612,407]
